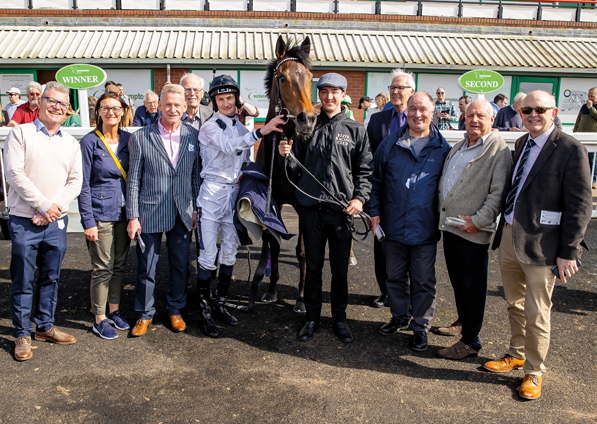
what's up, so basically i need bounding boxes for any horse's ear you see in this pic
[300,36,311,56]
[275,36,287,59]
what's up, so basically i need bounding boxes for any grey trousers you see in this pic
[87,220,130,316]
[383,239,437,332]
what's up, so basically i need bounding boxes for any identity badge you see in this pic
[57,219,65,230]
[188,143,195,152]
[540,210,562,225]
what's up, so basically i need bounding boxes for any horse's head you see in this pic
[267,36,317,136]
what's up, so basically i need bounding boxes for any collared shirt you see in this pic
[11,102,40,125]
[158,119,181,168]
[33,117,62,138]
[389,107,407,135]
[182,112,202,130]
[5,100,26,120]
[442,132,489,200]
[434,101,457,130]
[505,124,556,225]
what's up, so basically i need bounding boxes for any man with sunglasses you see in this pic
[434,87,457,130]
[5,87,26,120]
[4,81,83,361]
[486,90,592,400]
[7,81,43,127]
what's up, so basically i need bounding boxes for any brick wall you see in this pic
[312,69,367,124]
[153,68,190,95]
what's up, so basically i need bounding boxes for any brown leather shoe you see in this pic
[34,327,76,345]
[483,354,525,373]
[437,321,462,336]
[15,336,33,361]
[169,314,186,332]
[437,341,478,360]
[519,374,542,400]
[131,319,152,337]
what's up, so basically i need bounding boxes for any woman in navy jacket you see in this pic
[78,92,131,340]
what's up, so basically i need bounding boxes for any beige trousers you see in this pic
[498,224,556,376]
[87,220,130,316]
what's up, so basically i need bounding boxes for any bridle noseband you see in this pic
[273,57,299,124]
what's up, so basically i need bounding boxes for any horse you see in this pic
[254,35,317,313]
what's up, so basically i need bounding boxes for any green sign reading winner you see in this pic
[458,70,504,94]
[56,64,107,90]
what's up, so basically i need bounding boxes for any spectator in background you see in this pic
[457,96,472,130]
[573,87,597,188]
[132,90,162,127]
[360,96,379,129]
[0,107,8,127]
[377,92,390,111]
[7,82,43,127]
[236,94,260,125]
[88,96,98,127]
[116,83,136,115]
[493,92,526,132]
[434,87,457,130]
[490,94,508,117]
[342,95,355,120]
[61,106,81,127]
[5,87,26,120]
[179,73,213,131]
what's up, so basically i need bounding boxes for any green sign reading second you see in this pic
[458,70,504,94]
[56,64,107,89]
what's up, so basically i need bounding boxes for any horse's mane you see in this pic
[264,40,312,97]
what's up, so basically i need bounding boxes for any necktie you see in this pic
[504,138,536,216]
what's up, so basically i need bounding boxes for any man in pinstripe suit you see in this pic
[126,84,201,337]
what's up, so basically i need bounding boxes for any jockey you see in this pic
[196,74,284,337]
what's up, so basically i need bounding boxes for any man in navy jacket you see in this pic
[132,90,162,127]
[367,92,451,352]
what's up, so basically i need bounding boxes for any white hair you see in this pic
[390,69,416,90]
[589,87,597,94]
[27,81,43,94]
[160,83,185,100]
[41,81,69,97]
[144,90,158,102]
[179,73,205,89]
[513,92,527,104]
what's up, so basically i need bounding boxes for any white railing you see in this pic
[0,126,596,232]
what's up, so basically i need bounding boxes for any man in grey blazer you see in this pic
[484,90,592,400]
[127,83,201,337]
[180,73,213,130]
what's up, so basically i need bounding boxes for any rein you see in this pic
[284,153,372,242]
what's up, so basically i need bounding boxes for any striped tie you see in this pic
[504,138,536,216]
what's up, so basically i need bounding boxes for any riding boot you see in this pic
[211,273,238,326]
[197,278,219,338]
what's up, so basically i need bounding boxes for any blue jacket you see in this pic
[132,106,162,127]
[78,129,130,230]
[366,124,451,245]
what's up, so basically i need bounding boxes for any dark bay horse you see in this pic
[254,35,316,313]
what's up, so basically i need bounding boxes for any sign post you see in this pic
[55,64,107,127]
[458,70,505,100]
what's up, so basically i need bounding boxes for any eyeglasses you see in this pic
[389,85,412,92]
[184,88,204,94]
[436,92,445,94]
[99,106,123,113]
[144,100,158,105]
[29,92,42,97]
[42,96,70,110]
[521,106,553,115]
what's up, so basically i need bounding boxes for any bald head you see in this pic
[465,99,494,144]
[521,90,558,138]
[407,92,435,137]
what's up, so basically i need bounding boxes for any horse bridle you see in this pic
[273,57,299,124]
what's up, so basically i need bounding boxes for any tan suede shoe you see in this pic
[15,336,32,361]
[436,321,462,336]
[34,327,76,345]
[483,354,525,373]
[131,319,152,337]
[520,374,542,400]
[169,314,186,332]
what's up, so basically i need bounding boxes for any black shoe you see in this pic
[333,321,354,343]
[371,293,389,308]
[411,331,428,352]
[298,321,320,341]
[199,301,220,338]
[212,297,239,326]
[378,317,410,336]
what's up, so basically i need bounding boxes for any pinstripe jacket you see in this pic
[126,122,201,234]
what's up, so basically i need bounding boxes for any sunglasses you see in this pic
[521,106,553,115]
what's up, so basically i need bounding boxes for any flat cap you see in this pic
[358,96,371,109]
[316,73,347,92]
[7,87,21,94]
